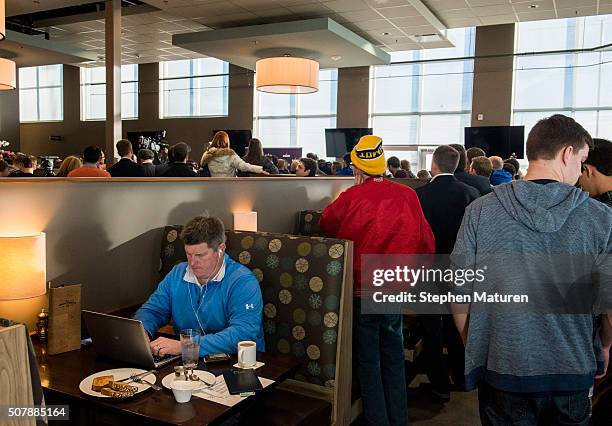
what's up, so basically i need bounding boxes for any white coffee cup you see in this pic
[237,340,257,368]
[171,380,201,403]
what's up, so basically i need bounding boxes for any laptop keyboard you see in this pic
[153,354,177,363]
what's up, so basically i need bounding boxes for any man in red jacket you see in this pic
[320,135,435,426]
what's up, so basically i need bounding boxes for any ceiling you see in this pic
[4,0,612,67]
[173,18,391,70]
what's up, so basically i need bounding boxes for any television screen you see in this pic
[126,130,167,154]
[214,129,252,157]
[325,128,373,158]
[464,126,525,159]
[263,148,302,162]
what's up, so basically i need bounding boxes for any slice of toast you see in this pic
[109,381,138,393]
[100,387,135,398]
[91,375,114,392]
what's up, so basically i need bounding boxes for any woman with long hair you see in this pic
[200,131,267,177]
[242,138,278,174]
[56,156,82,177]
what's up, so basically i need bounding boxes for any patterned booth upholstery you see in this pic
[295,210,323,237]
[160,226,354,425]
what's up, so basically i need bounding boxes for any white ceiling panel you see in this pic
[466,0,509,6]
[516,9,557,22]
[376,5,422,18]
[323,0,372,13]
[424,0,470,11]
[479,14,519,25]
[471,4,516,17]
[340,9,384,22]
[556,6,599,19]
[4,0,610,67]
[555,0,596,8]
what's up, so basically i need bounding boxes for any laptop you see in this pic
[82,310,181,369]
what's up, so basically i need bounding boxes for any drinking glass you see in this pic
[180,329,201,370]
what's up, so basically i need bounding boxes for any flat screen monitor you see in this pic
[214,129,252,157]
[263,148,302,162]
[464,126,525,159]
[126,130,167,154]
[325,128,373,158]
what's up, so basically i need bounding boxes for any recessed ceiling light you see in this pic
[528,4,539,9]
[330,55,342,61]
[382,32,390,36]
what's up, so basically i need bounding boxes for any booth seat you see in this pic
[160,226,354,425]
[295,210,324,237]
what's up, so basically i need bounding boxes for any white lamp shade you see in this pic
[0,0,5,41]
[0,58,16,90]
[256,57,319,94]
[0,233,47,300]
[233,212,258,232]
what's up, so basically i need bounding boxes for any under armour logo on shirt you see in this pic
[245,304,254,310]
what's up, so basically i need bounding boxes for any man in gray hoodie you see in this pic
[451,114,612,425]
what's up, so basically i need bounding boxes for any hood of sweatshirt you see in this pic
[493,180,590,233]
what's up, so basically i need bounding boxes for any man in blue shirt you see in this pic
[134,214,265,357]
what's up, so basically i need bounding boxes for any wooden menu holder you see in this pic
[47,284,82,355]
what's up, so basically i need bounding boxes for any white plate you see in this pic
[161,370,216,390]
[79,368,157,398]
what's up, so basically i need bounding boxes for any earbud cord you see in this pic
[188,250,222,334]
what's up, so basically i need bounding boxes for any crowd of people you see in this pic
[319,114,612,426]
[131,114,611,426]
[0,130,527,184]
[3,114,611,425]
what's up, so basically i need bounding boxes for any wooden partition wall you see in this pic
[0,177,353,315]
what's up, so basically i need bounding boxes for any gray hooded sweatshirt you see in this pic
[452,180,612,393]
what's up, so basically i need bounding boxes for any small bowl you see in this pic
[170,380,202,403]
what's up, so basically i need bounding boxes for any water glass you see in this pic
[180,329,201,370]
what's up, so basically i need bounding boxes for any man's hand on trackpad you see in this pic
[150,336,181,357]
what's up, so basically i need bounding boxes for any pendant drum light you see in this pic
[255,56,319,94]
[0,0,5,41]
[0,0,16,91]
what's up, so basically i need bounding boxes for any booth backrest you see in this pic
[160,227,353,421]
[295,210,323,237]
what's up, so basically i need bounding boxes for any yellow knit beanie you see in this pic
[350,135,385,175]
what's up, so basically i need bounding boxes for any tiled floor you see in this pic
[409,386,480,426]
[353,386,480,426]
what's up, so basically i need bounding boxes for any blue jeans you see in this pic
[353,298,407,426]
[479,382,591,426]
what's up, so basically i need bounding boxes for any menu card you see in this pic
[193,375,274,407]
[47,284,81,355]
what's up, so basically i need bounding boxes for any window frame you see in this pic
[368,27,475,147]
[158,59,229,119]
[252,69,339,152]
[19,64,64,123]
[511,15,612,141]
[79,64,139,121]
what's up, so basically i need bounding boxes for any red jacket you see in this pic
[320,177,435,296]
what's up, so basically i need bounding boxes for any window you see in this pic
[253,69,338,157]
[80,64,138,120]
[19,65,63,122]
[369,27,475,147]
[159,58,229,118]
[513,15,612,141]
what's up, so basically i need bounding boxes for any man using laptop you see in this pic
[133,214,265,357]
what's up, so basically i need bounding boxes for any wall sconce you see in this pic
[0,233,47,330]
[233,212,257,232]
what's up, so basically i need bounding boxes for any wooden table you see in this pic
[33,340,300,425]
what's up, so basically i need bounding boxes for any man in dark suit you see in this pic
[108,139,146,177]
[449,144,492,196]
[160,142,197,177]
[416,145,479,402]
